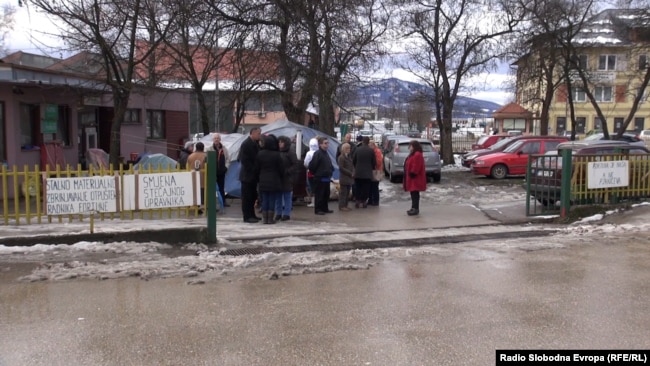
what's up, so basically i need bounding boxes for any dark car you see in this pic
[461,135,568,168]
[582,132,645,147]
[528,140,650,206]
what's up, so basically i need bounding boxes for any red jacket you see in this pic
[403,151,426,192]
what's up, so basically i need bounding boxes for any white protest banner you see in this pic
[122,172,199,210]
[45,176,119,215]
[587,160,629,189]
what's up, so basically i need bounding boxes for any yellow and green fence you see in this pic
[1,163,209,225]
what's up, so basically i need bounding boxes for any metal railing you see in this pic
[525,151,650,217]
[1,164,205,225]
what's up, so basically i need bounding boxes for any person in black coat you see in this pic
[308,136,334,215]
[275,135,300,221]
[239,127,262,223]
[254,134,285,224]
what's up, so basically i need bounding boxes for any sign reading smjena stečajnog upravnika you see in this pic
[587,160,629,189]
[45,176,119,215]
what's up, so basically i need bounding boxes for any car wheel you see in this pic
[490,164,508,179]
[389,169,399,183]
[432,173,441,183]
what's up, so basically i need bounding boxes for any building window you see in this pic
[598,55,616,70]
[594,117,605,131]
[594,86,612,102]
[20,103,40,150]
[575,117,586,134]
[123,109,140,124]
[146,110,165,139]
[614,117,624,133]
[556,117,566,133]
[640,55,648,71]
[634,117,645,132]
[577,54,588,70]
[56,105,71,146]
[572,88,586,102]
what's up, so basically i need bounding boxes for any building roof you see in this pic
[574,8,650,46]
[492,102,533,118]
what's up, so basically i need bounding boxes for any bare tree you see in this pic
[0,4,16,56]
[558,7,650,139]
[211,0,390,137]
[395,0,524,164]
[148,0,258,135]
[25,0,176,165]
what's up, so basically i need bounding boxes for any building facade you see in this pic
[515,9,650,136]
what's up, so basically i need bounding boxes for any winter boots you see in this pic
[263,211,277,224]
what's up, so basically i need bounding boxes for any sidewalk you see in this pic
[0,198,537,247]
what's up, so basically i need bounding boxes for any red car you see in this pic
[471,134,509,150]
[471,137,568,179]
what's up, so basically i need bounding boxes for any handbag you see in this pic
[372,170,383,182]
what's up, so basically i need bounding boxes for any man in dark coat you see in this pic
[239,127,262,223]
[352,136,375,208]
[308,136,334,215]
[254,135,285,224]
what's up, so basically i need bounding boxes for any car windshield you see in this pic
[398,142,434,152]
[502,140,525,153]
[488,137,514,150]
[476,136,490,145]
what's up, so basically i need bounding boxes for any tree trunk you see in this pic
[440,100,455,165]
[196,90,211,135]
[109,89,129,168]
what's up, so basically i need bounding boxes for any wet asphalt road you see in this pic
[1,235,649,366]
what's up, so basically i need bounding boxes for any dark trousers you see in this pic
[410,191,420,210]
[313,180,330,213]
[369,181,380,205]
[355,178,371,204]
[217,173,226,201]
[241,181,258,220]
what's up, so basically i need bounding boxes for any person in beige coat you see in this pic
[187,142,207,212]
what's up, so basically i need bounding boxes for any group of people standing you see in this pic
[185,126,428,222]
[238,127,301,224]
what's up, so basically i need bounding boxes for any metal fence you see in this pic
[525,152,650,217]
[1,164,204,225]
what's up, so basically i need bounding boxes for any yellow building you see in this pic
[515,9,650,135]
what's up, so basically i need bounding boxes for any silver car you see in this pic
[383,137,441,183]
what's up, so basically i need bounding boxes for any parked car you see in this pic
[528,140,650,206]
[582,132,645,147]
[640,130,650,141]
[471,137,569,179]
[461,135,566,168]
[471,134,509,150]
[384,137,442,183]
[407,130,421,138]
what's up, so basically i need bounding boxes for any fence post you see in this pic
[559,149,572,218]
[206,151,216,244]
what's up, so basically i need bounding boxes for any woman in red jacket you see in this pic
[403,140,427,216]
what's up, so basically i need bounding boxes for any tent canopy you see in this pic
[199,120,340,198]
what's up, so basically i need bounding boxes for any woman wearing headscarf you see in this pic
[403,140,426,216]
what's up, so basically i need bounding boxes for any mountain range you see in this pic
[346,78,502,119]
